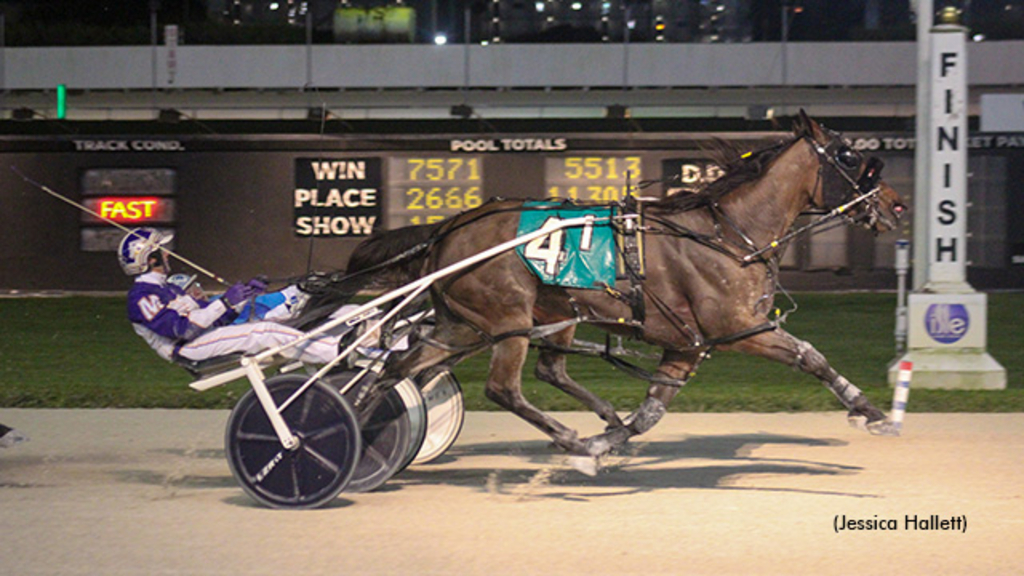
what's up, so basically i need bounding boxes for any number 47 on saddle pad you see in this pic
[515,201,643,290]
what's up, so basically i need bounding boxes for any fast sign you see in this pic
[79,168,178,252]
[82,196,175,224]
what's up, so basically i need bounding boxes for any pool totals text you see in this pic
[294,158,383,237]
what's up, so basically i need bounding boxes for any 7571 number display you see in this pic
[388,156,484,227]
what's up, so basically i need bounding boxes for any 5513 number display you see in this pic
[545,156,642,203]
[387,156,484,227]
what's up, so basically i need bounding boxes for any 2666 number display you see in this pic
[389,157,484,226]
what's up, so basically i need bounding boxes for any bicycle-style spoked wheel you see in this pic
[225,374,361,509]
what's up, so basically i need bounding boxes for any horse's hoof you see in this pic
[866,419,901,437]
[585,427,631,458]
[848,413,900,437]
[567,455,599,477]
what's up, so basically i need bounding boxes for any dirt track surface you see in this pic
[1,409,1022,575]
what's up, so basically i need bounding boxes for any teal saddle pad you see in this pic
[514,201,616,290]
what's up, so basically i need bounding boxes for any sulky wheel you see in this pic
[330,371,414,493]
[392,377,429,473]
[411,370,465,466]
[224,374,361,510]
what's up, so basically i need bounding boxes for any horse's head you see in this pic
[794,110,907,233]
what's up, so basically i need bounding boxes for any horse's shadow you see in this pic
[112,432,872,503]
[395,433,873,499]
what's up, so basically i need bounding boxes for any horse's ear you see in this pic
[794,108,824,140]
[794,108,812,137]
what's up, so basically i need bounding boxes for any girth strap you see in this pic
[703,321,778,346]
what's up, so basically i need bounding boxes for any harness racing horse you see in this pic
[335,111,907,468]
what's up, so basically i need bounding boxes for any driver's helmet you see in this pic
[118,228,174,276]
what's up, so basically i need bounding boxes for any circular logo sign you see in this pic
[925,303,970,344]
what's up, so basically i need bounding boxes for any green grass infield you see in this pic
[1,292,1021,412]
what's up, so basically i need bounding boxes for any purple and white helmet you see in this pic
[118,228,173,276]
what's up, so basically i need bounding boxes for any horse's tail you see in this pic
[345,221,444,290]
[287,222,444,331]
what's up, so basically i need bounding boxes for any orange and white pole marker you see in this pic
[890,361,913,435]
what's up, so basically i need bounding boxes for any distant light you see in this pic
[269,2,279,10]
[56,84,67,119]
[571,2,582,10]
[972,33,986,41]
[434,34,448,45]
[627,19,636,30]
[535,1,544,12]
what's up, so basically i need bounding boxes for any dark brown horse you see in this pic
[338,112,906,466]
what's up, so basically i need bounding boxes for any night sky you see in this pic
[2,1,1021,42]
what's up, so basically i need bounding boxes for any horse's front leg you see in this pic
[535,325,625,429]
[726,327,897,436]
[485,336,591,455]
[582,349,702,459]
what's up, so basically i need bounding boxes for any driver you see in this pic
[119,228,340,366]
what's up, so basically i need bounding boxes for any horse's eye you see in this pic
[836,148,860,170]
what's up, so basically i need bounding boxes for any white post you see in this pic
[890,6,1005,390]
[924,22,970,291]
[912,0,932,291]
[894,239,910,354]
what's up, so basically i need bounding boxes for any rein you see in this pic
[741,185,881,264]
[735,134,885,263]
[645,133,884,268]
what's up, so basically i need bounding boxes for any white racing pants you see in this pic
[177,321,340,365]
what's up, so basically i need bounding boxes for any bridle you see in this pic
[739,130,888,264]
[803,128,887,222]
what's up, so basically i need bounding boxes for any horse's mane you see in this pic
[649,134,798,214]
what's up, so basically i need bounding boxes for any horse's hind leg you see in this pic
[535,325,624,429]
[581,349,702,458]
[487,336,590,455]
[726,328,896,435]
